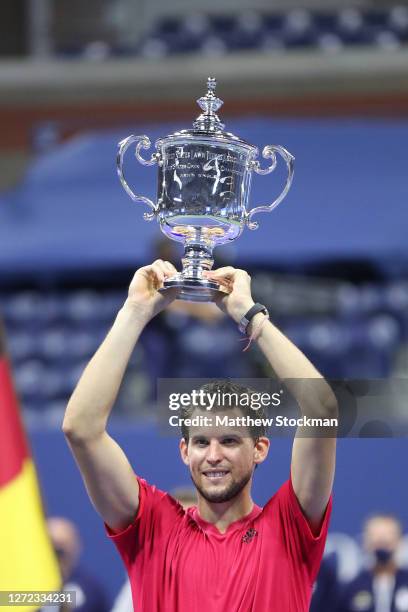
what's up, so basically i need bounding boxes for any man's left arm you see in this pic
[205,267,338,532]
[254,316,338,532]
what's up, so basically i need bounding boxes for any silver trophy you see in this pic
[117,77,294,302]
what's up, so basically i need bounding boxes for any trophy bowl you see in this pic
[117,78,294,302]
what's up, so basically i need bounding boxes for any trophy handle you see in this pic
[245,145,295,230]
[117,134,160,221]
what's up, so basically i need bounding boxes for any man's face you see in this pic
[179,408,269,504]
[47,518,80,581]
[363,517,401,558]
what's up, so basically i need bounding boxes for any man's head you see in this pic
[179,381,270,504]
[47,517,81,581]
[363,514,403,569]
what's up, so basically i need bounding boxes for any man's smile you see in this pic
[202,469,230,482]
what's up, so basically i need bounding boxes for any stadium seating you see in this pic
[136,8,408,59]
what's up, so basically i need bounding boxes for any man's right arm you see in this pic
[62,260,178,532]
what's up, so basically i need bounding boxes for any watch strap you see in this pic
[238,303,268,335]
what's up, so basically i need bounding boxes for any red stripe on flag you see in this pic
[0,357,30,487]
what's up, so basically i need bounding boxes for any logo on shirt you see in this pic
[242,528,258,544]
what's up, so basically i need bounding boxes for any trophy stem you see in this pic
[181,243,214,279]
[160,238,225,302]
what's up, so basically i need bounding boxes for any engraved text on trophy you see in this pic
[157,143,250,243]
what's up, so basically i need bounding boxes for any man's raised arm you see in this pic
[62,260,178,532]
[205,267,338,532]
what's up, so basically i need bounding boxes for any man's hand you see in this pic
[127,259,179,320]
[203,267,255,323]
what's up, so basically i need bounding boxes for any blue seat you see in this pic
[388,5,408,40]
[282,318,351,378]
[335,8,374,45]
[14,360,47,403]
[6,332,37,364]
[342,315,400,377]
[384,281,408,340]
[38,328,70,361]
[1,292,43,330]
[63,290,104,324]
[282,9,318,49]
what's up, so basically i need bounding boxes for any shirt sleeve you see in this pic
[264,478,332,585]
[104,476,183,570]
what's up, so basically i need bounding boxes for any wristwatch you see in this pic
[238,303,269,335]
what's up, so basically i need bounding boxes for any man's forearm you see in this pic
[63,300,149,440]
[253,314,337,416]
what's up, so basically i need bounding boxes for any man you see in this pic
[46,517,110,612]
[63,260,338,612]
[338,514,408,612]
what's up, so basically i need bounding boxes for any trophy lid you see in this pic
[159,77,255,149]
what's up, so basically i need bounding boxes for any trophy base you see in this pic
[160,276,225,303]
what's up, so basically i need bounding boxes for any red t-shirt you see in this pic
[106,477,332,612]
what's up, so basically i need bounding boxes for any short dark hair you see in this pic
[180,380,270,442]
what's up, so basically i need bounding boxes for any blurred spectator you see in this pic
[337,514,408,612]
[111,488,196,612]
[47,517,110,612]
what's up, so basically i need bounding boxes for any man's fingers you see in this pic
[163,260,178,276]
[152,259,177,278]
[204,267,250,281]
[204,267,251,292]
[151,263,167,287]
[140,260,175,288]
[152,259,167,274]
[204,266,236,279]
[203,270,233,289]
[211,277,233,290]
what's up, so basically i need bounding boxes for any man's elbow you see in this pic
[311,381,338,419]
[62,416,84,443]
[301,387,338,421]
[62,411,102,444]
[322,390,338,419]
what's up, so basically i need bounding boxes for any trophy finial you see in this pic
[207,77,217,94]
[193,76,224,131]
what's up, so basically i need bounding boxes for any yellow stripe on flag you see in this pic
[0,458,61,610]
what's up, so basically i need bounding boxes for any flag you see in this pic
[0,321,61,610]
